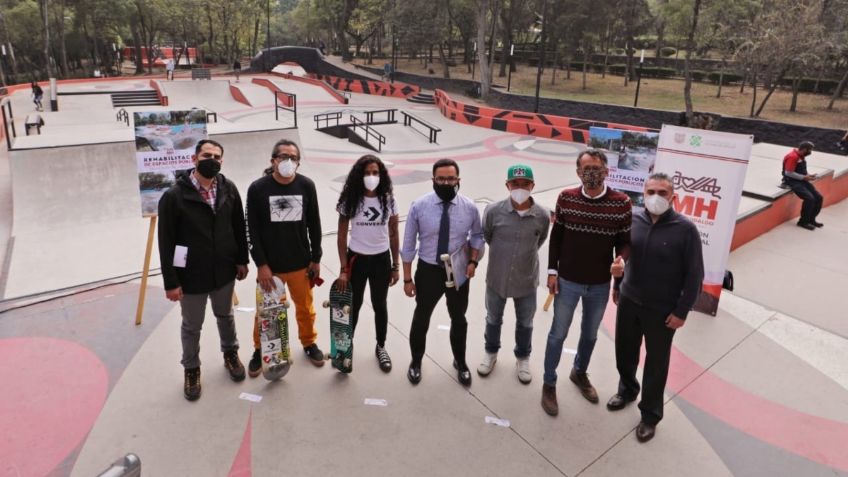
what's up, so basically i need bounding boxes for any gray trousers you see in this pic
[180,280,239,369]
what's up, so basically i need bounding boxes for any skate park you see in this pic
[1,47,848,477]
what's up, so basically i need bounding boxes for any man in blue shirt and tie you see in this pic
[401,159,485,386]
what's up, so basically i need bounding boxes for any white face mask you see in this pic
[510,188,532,205]
[363,175,380,191]
[277,159,297,178]
[645,194,671,215]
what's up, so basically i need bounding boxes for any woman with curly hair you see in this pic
[335,155,400,372]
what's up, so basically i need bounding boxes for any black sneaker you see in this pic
[184,367,201,401]
[375,345,392,372]
[248,349,262,378]
[304,343,325,367]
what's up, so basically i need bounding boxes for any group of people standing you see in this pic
[158,139,704,443]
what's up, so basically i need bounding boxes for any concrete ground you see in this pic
[1,71,847,477]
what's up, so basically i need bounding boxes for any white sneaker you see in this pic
[516,358,532,384]
[477,353,497,376]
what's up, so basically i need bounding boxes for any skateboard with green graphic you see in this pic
[322,279,353,373]
[256,277,292,381]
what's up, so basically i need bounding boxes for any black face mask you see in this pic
[196,159,221,179]
[433,182,458,201]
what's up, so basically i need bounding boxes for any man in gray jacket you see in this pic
[607,172,704,442]
[477,165,550,383]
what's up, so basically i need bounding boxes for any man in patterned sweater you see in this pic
[541,149,632,416]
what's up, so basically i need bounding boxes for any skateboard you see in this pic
[440,253,455,288]
[255,277,292,380]
[322,279,353,373]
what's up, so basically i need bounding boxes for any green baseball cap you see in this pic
[507,164,534,181]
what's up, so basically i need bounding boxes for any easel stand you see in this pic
[135,216,157,325]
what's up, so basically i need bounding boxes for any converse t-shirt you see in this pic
[339,196,398,255]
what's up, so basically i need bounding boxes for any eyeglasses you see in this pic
[273,153,300,162]
[433,176,459,185]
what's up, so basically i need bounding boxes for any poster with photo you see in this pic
[588,127,660,210]
[134,109,208,217]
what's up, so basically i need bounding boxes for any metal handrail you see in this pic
[349,115,386,151]
[275,91,297,128]
[1,96,16,150]
[313,111,342,129]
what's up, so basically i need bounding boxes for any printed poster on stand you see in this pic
[589,127,660,211]
[654,125,752,316]
[134,109,208,217]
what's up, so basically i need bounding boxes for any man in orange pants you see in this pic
[246,139,325,376]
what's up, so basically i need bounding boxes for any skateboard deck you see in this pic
[322,279,353,373]
[255,277,292,380]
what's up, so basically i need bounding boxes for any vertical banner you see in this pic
[654,125,752,315]
[589,127,659,211]
[134,110,208,216]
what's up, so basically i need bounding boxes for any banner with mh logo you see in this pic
[655,125,752,316]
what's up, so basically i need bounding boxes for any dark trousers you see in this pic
[615,295,676,425]
[788,180,823,224]
[409,260,469,367]
[349,249,391,346]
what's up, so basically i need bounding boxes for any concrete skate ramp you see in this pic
[159,80,248,117]
[2,129,302,300]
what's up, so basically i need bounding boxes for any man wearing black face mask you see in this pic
[158,139,250,401]
[541,149,631,417]
[401,158,485,386]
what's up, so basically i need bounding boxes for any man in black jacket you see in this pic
[158,139,250,401]
[607,172,704,442]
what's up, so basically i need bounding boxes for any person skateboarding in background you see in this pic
[334,155,400,372]
[157,139,250,401]
[246,139,326,377]
[31,82,44,111]
[782,141,823,230]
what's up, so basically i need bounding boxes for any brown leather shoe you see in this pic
[541,383,558,416]
[569,367,599,403]
[636,421,656,442]
[606,393,637,411]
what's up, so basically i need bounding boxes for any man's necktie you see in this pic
[437,201,450,261]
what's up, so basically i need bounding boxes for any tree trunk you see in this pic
[131,18,144,74]
[476,0,491,98]
[551,47,559,85]
[716,70,723,98]
[57,0,69,78]
[602,21,610,79]
[582,39,588,90]
[749,70,758,117]
[683,0,702,126]
[39,0,53,78]
[789,76,800,112]
[252,17,260,57]
[438,41,450,79]
[826,67,848,110]
[755,67,788,117]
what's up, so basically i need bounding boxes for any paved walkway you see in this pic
[1,73,846,477]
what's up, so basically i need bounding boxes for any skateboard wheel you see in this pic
[322,300,330,308]
[440,253,450,261]
[342,305,351,314]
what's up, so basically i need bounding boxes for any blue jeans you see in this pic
[483,286,536,358]
[543,278,610,385]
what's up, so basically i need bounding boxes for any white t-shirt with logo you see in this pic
[339,196,398,255]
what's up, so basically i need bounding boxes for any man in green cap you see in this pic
[477,164,550,384]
